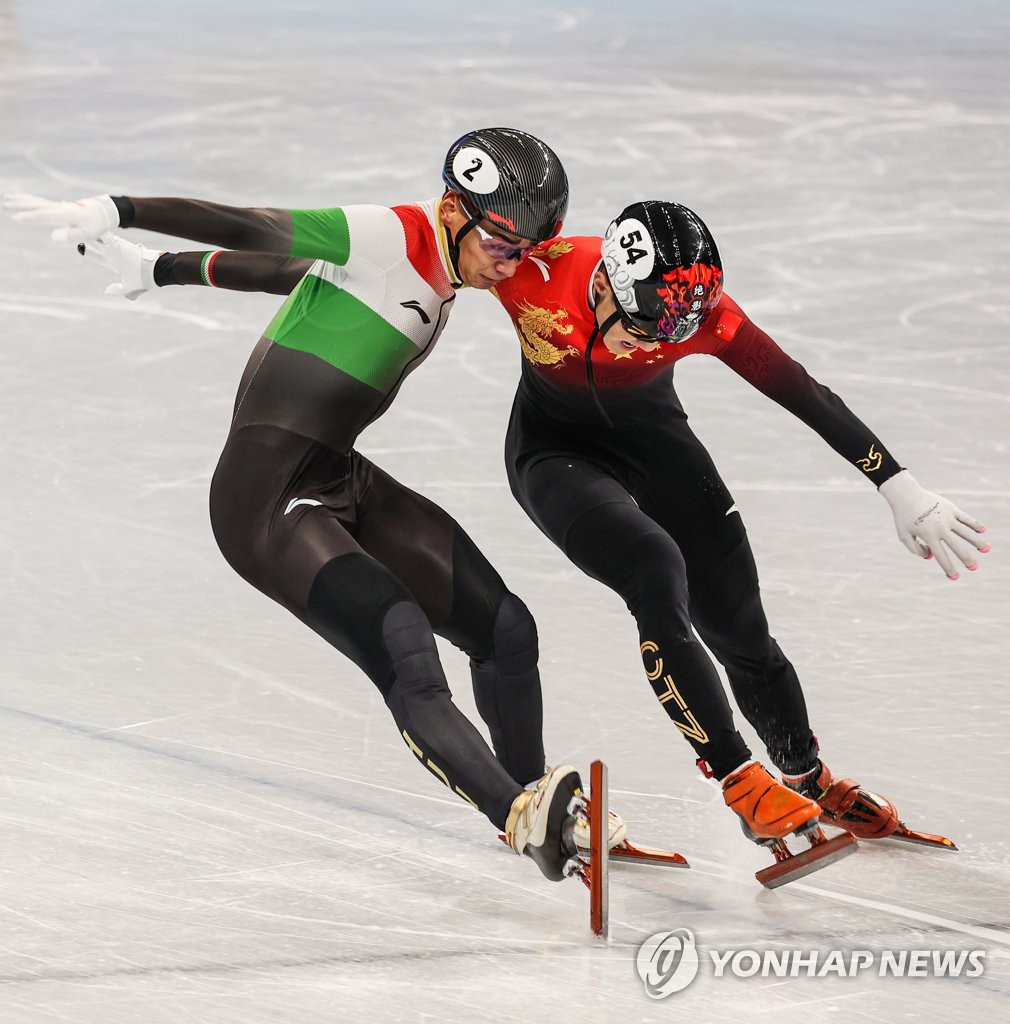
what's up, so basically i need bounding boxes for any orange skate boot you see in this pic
[723,761,821,841]
[722,761,857,887]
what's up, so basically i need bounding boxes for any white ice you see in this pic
[1,1,1009,1021]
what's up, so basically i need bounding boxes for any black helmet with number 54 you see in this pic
[442,127,569,243]
[601,200,723,343]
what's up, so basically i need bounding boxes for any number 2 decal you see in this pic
[451,147,500,194]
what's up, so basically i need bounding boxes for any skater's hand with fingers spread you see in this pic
[76,232,162,301]
[878,469,989,581]
[2,192,120,244]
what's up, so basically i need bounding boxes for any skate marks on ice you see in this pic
[608,806,1010,948]
[6,684,1005,1020]
[791,877,1010,948]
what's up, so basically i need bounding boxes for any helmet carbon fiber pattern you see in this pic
[602,201,723,343]
[442,127,568,243]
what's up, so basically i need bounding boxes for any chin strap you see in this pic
[446,213,482,286]
[597,310,622,337]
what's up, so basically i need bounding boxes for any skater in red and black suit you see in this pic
[493,201,988,857]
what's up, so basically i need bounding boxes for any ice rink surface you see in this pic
[1,1,1009,1020]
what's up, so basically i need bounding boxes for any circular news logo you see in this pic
[636,929,701,999]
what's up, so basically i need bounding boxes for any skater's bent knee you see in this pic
[488,592,539,666]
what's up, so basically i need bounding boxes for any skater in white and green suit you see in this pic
[4,128,584,882]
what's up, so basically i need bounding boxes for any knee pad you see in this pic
[306,553,436,699]
[485,591,539,672]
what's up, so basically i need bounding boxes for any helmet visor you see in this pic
[619,316,658,341]
[620,312,702,344]
[655,315,704,343]
[459,197,536,262]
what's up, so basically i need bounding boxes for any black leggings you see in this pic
[507,410,817,780]
[209,425,545,829]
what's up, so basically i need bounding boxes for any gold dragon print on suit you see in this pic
[515,300,579,368]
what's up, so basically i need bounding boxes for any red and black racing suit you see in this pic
[494,237,902,780]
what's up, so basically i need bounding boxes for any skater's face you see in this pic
[439,192,534,289]
[592,269,662,355]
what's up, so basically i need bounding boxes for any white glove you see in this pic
[2,191,120,244]
[878,469,989,581]
[77,232,163,300]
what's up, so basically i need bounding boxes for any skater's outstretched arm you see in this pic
[72,232,312,300]
[707,294,989,580]
[71,233,311,299]
[3,191,357,265]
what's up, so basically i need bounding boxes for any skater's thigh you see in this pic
[513,454,633,546]
[354,458,506,633]
[626,428,769,638]
[518,455,688,597]
[212,429,446,690]
[629,425,743,564]
[209,426,369,610]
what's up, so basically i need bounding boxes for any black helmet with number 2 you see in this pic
[442,127,569,244]
[601,200,723,343]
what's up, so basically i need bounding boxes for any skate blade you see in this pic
[820,819,959,851]
[884,821,958,851]
[756,831,857,889]
[605,840,690,869]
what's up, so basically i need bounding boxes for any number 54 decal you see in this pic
[619,228,648,266]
